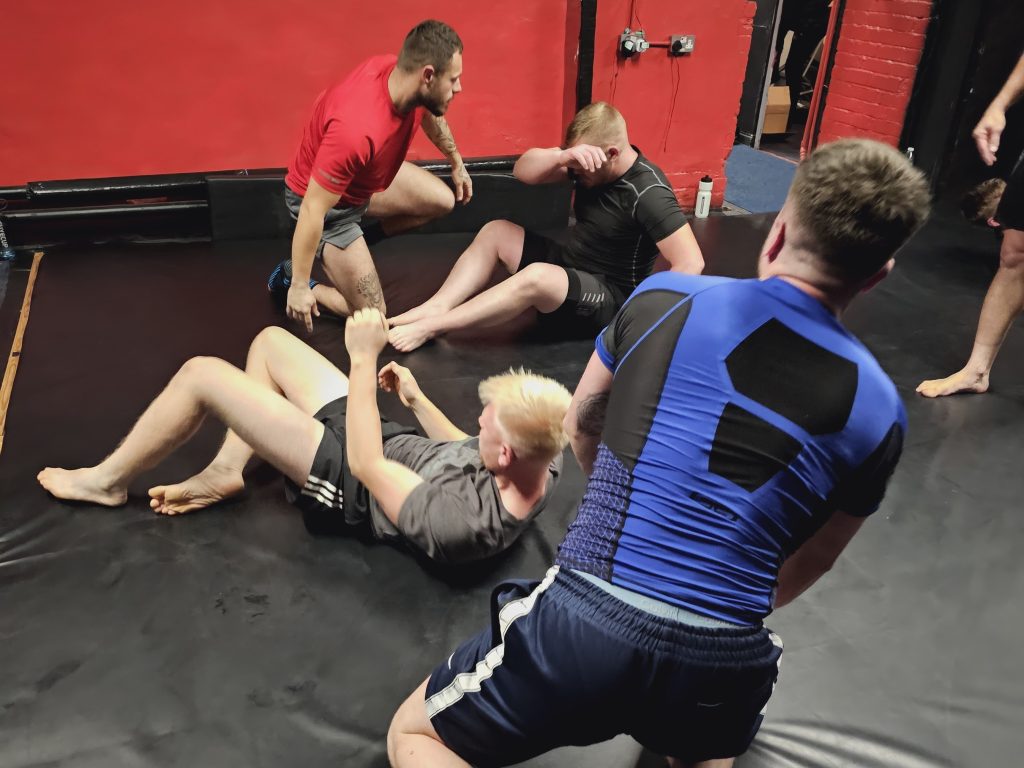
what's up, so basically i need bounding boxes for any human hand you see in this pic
[973,106,1007,166]
[377,361,423,407]
[344,308,389,360]
[452,162,473,204]
[559,144,607,173]
[286,284,319,333]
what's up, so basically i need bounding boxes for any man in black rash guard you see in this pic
[387,101,705,351]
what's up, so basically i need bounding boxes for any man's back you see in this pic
[557,271,906,625]
[285,55,421,205]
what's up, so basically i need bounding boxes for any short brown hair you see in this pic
[961,178,1005,225]
[398,20,462,75]
[788,139,931,280]
[565,102,628,147]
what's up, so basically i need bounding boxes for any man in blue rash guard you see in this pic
[387,138,930,768]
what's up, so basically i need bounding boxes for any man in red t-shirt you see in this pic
[271,20,471,331]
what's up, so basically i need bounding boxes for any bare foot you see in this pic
[37,467,127,506]
[388,321,438,352]
[148,464,245,515]
[916,368,990,398]
[388,301,447,328]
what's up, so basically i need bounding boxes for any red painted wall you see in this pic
[1,0,759,209]
[590,0,757,208]
[818,0,932,147]
[0,0,568,185]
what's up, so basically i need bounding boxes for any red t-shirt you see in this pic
[285,55,423,206]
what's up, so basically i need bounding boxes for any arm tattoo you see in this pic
[576,393,609,437]
[355,271,385,311]
[425,115,459,159]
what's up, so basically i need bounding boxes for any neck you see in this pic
[774,276,843,315]
[387,68,419,114]
[494,459,549,501]
[763,237,860,317]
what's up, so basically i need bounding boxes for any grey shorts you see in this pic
[285,186,369,255]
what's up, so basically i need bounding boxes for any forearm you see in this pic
[409,396,469,441]
[290,205,326,284]
[991,53,1024,112]
[513,147,565,184]
[423,115,462,165]
[773,551,832,610]
[345,356,385,477]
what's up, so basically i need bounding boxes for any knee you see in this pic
[251,325,288,352]
[479,219,520,268]
[435,184,456,216]
[999,231,1024,270]
[385,718,400,766]
[177,356,222,386]
[514,263,548,299]
[479,218,516,242]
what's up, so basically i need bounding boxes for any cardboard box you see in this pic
[763,85,791,135]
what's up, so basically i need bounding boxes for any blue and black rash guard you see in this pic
[556,271,906,625]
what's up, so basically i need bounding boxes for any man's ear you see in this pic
[500,443,515,469]
[606,145,620,159]
[764,220,786,263]
[988,216,1001,229]
[421,64,436,86]
[860,258,894,294]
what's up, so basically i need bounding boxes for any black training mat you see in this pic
[2,210,1022,767]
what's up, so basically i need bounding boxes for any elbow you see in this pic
[562,411,579,443]
[347,455,367,482]
[346,445,373,482]
[672,255,703,276]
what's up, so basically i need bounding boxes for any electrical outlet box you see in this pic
[619,28,650,57]
[670,35,695,55]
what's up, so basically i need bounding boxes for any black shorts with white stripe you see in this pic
[283,397,415,536]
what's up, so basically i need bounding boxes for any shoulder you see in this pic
[359,54,398,76]
[632,154,672,185]
[629,271,734,301]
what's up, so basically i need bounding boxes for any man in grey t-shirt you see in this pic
[39,314,570,566]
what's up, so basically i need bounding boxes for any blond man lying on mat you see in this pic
[38,312,568,564]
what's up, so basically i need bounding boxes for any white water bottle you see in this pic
[694,175,713,219]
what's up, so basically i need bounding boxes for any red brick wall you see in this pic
[817,0,933,146]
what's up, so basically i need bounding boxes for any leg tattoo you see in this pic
[356,271,386,312]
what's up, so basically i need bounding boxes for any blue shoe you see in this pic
[267,260,318,306]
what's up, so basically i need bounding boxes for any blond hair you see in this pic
[478,369,571,461]
[788,138,931,280]
[565,102,628,148]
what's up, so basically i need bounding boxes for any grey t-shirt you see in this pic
[367,435,562,564]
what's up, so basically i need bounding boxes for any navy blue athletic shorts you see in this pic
[425,566,783,767]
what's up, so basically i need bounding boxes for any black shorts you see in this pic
[425,567,783,767]
[997,151,1024,231]
[283,397,416,536]
[519,231,625,334]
